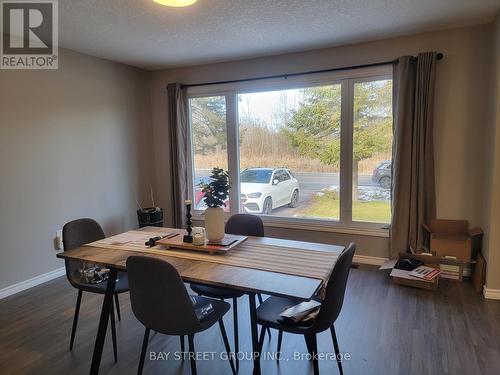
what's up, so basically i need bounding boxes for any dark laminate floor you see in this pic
[1,265,499,375]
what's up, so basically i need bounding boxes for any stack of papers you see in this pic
[408,266,442,280]
[280,300,321,323]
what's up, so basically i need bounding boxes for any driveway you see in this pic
[195,169,386,216]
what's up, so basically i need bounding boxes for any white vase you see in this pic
[205,207,225,242]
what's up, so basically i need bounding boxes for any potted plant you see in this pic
[200,167,230,241]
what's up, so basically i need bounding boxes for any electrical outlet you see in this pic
[55,229,63,250]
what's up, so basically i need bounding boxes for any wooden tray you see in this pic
[156,234,247,255]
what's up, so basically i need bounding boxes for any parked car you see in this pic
[372,161,392,189]
[240,168,299,215]
[194,176,212,208]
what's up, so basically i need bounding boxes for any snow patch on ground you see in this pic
[321,185,390,201]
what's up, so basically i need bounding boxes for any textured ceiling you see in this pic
[58,0,500,71]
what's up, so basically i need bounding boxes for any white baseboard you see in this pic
[0,267,65,300]
[353,254,388,266]
[483,286,500,300]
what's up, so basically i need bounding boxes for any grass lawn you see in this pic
[297,194,391,223]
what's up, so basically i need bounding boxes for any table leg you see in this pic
[248,293,261,375]
[90,268,117,375]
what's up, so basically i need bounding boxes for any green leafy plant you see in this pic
[201,167,231,208]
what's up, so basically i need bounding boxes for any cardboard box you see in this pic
[390,268,439,290]
[398,252,474,282]
[423,219,482,261]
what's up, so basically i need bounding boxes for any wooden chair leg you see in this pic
[232,297,239,371]
[114,294,121,321]
[180,336,185,361]
[137,328,150,375]
[110,298,118,363]
[69,289,83,350]
[188,334,197,375]
[330,325,343,375]
[219,319,236,375]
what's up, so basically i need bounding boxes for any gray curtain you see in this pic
[390,52,437,258]
[167,83,189,228]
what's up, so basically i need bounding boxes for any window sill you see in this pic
[191,213,390,238]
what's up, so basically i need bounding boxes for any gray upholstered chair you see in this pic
[126,256,236,375]
[62,218,129,362]
[190,213,268,371]
[256,243,356,375]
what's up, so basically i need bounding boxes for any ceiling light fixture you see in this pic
[153,0,198,7]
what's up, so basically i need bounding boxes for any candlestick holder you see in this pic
[183,203,193,243]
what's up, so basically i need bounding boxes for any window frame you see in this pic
[186,65,392,237]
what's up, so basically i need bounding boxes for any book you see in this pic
[280,300,321,323]
[206,234,241,247]
[408,266,442,280]
[440,264,460,272]
[440,273,460,280]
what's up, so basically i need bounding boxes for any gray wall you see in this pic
[483,14,500,290]
[0,48,155,289]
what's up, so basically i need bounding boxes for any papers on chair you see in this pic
[280,300,321,323]
[190,296,215,321]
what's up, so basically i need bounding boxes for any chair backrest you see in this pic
[126,256,200,335]
[63,218,105,251]
[313,243,355,332]
[225,214,264,237]
[62,218,105,287]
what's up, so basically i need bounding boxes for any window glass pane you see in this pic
[238,85,341,219]
[352,79,392,223]
[189,96,228,211]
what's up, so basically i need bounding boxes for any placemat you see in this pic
[87,229,340,284]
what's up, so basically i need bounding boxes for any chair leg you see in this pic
[257,293,263,304]
[137,327,150,375]
[258,325,266,353]
[232,297,239,371]
[330,325,343,375]
[188,334,197,375]
[219,319,236,375]
[304,335,313,355]
[256,294,271,337]
[180,336,185,361]
[114,294,121,321]
[110,298,118,363]
[305,334,319,375]
[69,289,83,350]
[277,330,283,360]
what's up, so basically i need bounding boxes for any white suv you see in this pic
[240,168,299,215]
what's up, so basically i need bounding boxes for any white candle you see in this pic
[185,199,192,205]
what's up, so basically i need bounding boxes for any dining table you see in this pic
[57,226,343,375]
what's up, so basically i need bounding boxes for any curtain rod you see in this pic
[179,53,443,89]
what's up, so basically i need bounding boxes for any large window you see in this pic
[189,96,228,211]
[187,67,393,230]
[352,79,392,223]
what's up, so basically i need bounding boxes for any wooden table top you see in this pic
[57,227,344,301]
